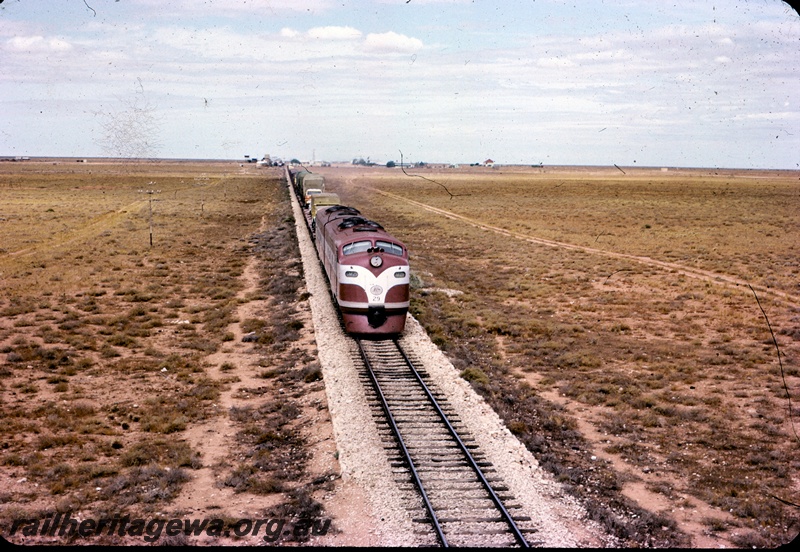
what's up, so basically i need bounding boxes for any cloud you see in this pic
[133,0,335,15]
[275,27,422,56]
[372,0,470,3]
[536,56,576,68]
[3,0,797,168]
[147,24,383,65]
[363,31,423,53]
[572,49,631,62]
[307,26,362,40]
[6,35,72,52]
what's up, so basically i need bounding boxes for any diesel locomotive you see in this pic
[314,205,410,335]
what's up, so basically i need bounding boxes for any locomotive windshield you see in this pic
[342,241,371,255]
[342,240,404,256]
[376,241,403,256]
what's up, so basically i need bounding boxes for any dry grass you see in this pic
[220,211,331,513]
[319,164,799,547]
[0,160,330,543]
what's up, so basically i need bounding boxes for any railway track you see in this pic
[354,337,538,547]
[287,167,540,546]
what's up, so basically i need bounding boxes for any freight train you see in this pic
[289,168,410,335]
[293,169,325,207]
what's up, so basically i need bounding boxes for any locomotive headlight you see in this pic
[394,271,406,278]
[370,255,383,268]
[345,271,358,278]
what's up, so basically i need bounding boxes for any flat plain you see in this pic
[0,160,338,545]
[318,163,800,548]
[1,160,798,547]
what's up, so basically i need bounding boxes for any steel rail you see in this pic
[393,339,530,548]
[293,166,529,546]
[355,338,449,547]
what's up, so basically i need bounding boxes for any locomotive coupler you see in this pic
[367,306,387,328]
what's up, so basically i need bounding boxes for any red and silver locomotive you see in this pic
[314,205,410,335]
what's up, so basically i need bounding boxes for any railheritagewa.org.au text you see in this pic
[7,512,331,543]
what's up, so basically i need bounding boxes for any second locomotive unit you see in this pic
[314,205,410,335]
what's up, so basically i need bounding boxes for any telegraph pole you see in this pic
[139,185,161,247]
[148,196,153,247]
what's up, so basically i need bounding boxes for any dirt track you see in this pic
[371,188,799,308]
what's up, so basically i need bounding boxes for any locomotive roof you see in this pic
[316,205,406,250]
[311,192,340,200]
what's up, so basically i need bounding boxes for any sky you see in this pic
[1,0,799,169]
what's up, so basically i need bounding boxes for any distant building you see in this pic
[483,159,495,167]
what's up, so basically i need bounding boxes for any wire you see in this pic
[749,284,798,442]
[399,150,469,200]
